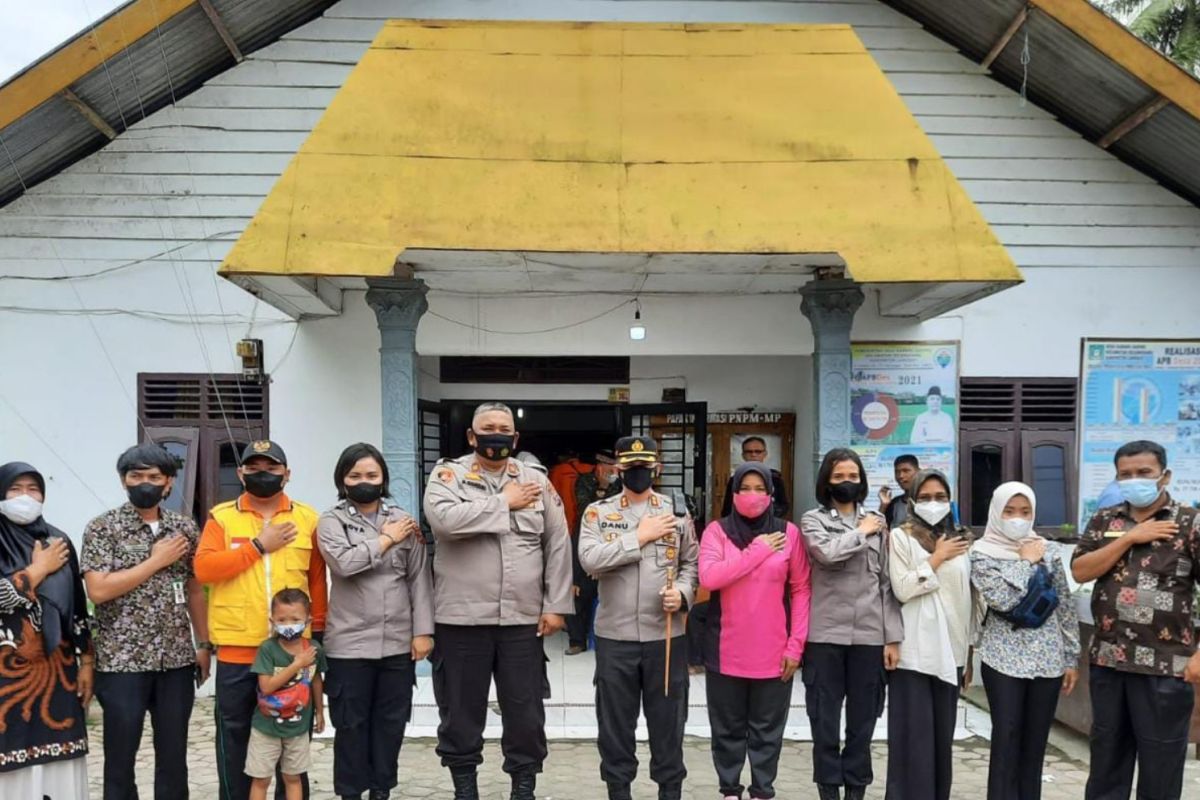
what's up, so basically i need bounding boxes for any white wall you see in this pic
[5,0,1200,535]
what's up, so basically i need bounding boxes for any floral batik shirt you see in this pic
[1073,498,1200,676]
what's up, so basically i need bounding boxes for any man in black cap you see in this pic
[194,440,326,800]
[578,436,699,800]
[567,450,621,655]
[422,402,574,800]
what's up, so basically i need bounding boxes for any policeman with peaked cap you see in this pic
[578,436,699,800]
[422,402,574,800]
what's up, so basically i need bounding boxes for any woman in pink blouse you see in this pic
[699,462,811,800]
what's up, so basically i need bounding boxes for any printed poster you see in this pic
[850,342,959,510]
[1078,339,1200,524]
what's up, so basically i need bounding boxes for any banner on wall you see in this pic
[1078,339,1200,524]
[850,341,960,510]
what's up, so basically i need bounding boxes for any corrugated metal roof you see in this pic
[883,0,1200,205]
[69,5,233,130]
[3,0,1200,209]
[0,0,336,206]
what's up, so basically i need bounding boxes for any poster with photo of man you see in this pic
[849,342,960,510]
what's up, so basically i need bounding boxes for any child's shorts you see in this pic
[245,728,311,778]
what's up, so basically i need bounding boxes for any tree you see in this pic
[1099,0,1200,73]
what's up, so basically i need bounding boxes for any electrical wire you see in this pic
[425,298,636,335]
[0,134,156,441]
[0,391,110,509]
[0,229,244,282]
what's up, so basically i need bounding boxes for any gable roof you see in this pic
[0,0,336,206]
[2,0,1200,209]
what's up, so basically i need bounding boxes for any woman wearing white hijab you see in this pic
[971,482,1079,800]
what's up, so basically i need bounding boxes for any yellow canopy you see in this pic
[221,20,1020,286]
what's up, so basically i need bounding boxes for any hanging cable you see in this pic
[0,391,110,509]
[0,134,156,443]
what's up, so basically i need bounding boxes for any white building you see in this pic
[2,0,1199,546]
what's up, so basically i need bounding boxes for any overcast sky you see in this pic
[0,0,126,83]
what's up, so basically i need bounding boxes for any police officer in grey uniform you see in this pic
[578,436,699,800]
[423,402,574,800]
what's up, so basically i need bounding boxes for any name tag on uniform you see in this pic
[172,580,186,605]
[120,543,150,557]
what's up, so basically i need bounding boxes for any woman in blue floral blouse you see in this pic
[970,481,1079,800]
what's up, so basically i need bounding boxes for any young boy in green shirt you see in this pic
[247,588,327,800]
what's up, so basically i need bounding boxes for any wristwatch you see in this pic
[250,538,266,556]
[196,641,215,652]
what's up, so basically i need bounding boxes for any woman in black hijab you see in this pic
[698,462,811,800]
[0,462,93,798]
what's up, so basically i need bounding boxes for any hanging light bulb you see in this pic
[629,300,646,341]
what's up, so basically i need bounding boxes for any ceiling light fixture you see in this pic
[629,300,646,341]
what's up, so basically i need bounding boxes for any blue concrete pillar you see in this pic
[799,278,864,509]
[365,278,428,516]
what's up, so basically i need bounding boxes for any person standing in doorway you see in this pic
[886,469,976,800]
[971,482,1079,800]
[422,402,574,800]
[1071,440,1200,800]
[82,443,210,800]
[908,387,955,445]
[567,450,621,655]
[194,440,327,800]
[799,448,903,800]
[317,443,434,800]
[699,462,810,800]
[578,436,699,800]
[721,437,790,520]
[879,454,919,530]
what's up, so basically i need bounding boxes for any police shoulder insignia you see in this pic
[619,495,630,509]
[585,509,599,523]
[507,462,520,476]
[438,469,454,483]
[649,495,661,508]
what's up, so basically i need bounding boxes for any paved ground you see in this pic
[81,697,1119,800]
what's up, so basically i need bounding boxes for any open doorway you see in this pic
[420,400,709,527]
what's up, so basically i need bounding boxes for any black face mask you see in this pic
[346,482,384,504]
[243,471,285,499]
[622,466,655,494]
[473,432,516,461]
[830,480,861,504]
[127,482,166,510]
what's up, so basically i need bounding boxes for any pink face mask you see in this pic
[733,492,772,518]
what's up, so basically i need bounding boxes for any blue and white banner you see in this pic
[1079,339,1200,523]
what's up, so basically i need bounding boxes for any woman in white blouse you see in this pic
[886,468,976,800]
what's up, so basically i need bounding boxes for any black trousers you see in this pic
[594,636,688,788]
[705,670,791,799]
[432,623,547,774]
[1085,664,1194,800]
[215,660,309,800]
[686,601,709,667]
[981,663,1063,800]
[95,666,195,800]
[884,668,959,800]
[802,643,885,788]
[326,654,416,796]
[567,555,599,649]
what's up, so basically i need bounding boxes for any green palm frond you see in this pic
[1096,0,1200,73]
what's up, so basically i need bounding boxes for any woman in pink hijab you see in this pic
[970,481,1079,800]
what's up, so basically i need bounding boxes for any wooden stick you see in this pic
[664,566,675,697]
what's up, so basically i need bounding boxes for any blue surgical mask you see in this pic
[1118,478,1163,509]
[274,622,307,641]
